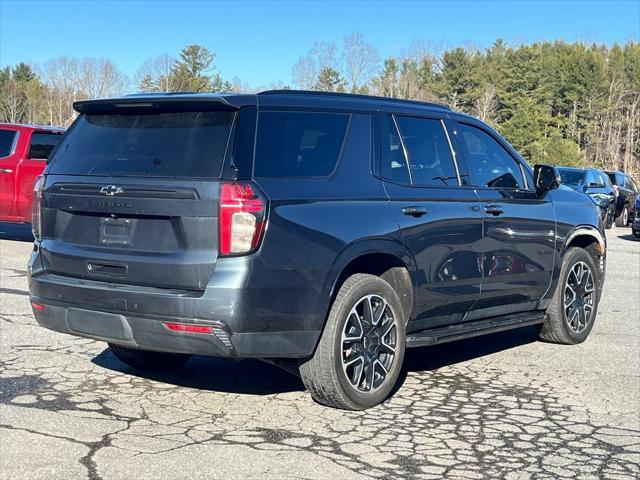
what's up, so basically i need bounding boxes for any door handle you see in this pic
[0,168,13,173]
[402,206,428,217]
[484,205,504,216]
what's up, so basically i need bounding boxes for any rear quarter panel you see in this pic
[244,114,404,334]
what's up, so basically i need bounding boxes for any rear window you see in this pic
[0,129,17,158]
[254,111,349,177]
[48,111,235,177]
[28,132,64,159]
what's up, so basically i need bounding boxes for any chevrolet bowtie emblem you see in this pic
[100,185,124,196]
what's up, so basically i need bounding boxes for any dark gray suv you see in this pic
[29,91,606,409]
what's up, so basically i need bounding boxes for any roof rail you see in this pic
[258,89,451,110]
[124,91,197,97]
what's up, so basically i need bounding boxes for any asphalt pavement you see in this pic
[1,223,638,479]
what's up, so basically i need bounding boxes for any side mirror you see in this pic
[533,164,560,194]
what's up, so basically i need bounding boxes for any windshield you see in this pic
[558,169,585,185]
[48,110,235,177]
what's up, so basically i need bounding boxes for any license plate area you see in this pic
[100,217,133,246]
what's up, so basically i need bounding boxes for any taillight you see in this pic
[32,175,44,240]
[31,302,46,311]
[218,182,267,256]
[163,322,213,334]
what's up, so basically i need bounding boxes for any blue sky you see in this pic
[1,0,638,88]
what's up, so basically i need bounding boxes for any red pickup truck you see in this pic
[0,124,65,223]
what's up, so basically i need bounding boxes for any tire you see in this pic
[539,247,599,345]
[605,211,613,229]
[299,274,406,410]
[109,344,191,370]
[615,204,629,227]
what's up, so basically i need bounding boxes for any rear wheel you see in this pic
[615,204,629,227]
[539,247,599,345]
[299,274,406,410]
[109,344,191,370]
[605,209,614,229]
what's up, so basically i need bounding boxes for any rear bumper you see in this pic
[29,251,322,358]
[31,301,318,358]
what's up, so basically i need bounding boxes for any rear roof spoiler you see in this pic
[73,93,257,114]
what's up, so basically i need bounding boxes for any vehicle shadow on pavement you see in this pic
[92,350,308,395]
[0,222,34,242]
[93,326,539,396]
[403,325,539,372]
[613,231,636,241]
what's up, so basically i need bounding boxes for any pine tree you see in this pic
[170,44,215,92]
[138,73,155,92]
[314,67,345,92]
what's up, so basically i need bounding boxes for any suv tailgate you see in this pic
[39,177,220,291]
[38,106,238,292]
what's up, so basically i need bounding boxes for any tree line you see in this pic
[1,36,638,174]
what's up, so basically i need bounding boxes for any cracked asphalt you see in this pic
[1,224,639,480]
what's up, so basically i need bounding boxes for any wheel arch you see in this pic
[564,226,606,257]
[324,239,416,323]
[563,226,606,297]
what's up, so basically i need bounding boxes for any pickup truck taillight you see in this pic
[218,182,267,256]
[32,175,44,240]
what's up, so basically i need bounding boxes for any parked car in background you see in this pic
[632,197,640,240]
[605,171,638,227]
[29,91,607,410]
[557,167,615,229]
[0,124,65,223]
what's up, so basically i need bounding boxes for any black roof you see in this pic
[258,90,451,111]
[74,90,452,114]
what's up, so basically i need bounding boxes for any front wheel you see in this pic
[299,274,406,410]
[539,247,599,345]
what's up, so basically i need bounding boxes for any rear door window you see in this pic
[48,111,235,177]
[380,115,410,184]
[455,123,524,189]
[596,172,609,187]
[254,111,349,177]
[28,132,64,160]
[0,129,17,158]
[394,116,458,186]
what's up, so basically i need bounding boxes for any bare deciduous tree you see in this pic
[0,79,27,123]
[342,33,379,93]
[292,41,339,90]
[39,56,79,126]
[475,84,497,122]
[78,58,128,98]
[292,55,316,90]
